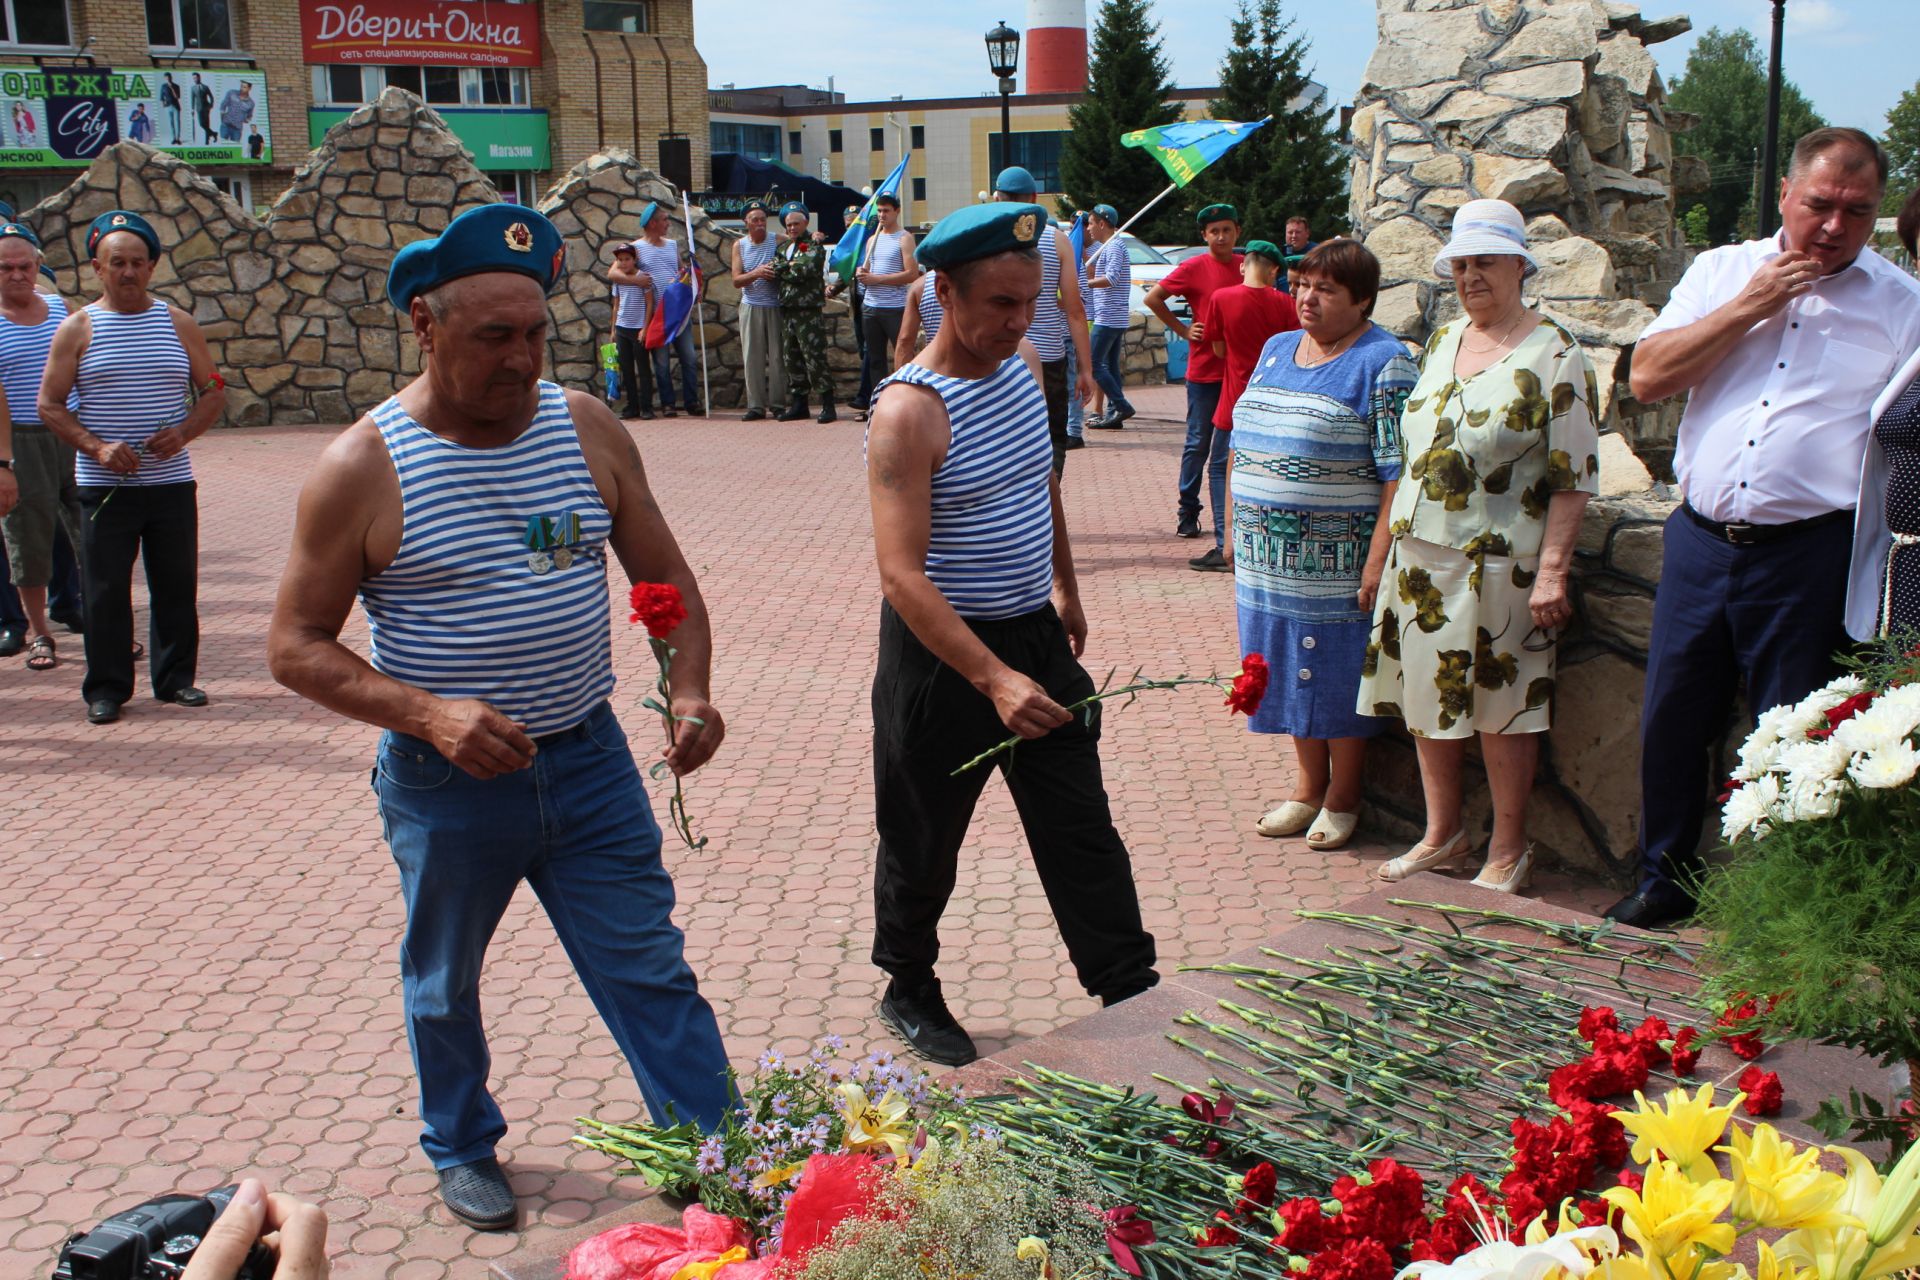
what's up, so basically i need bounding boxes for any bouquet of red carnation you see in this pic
[629,581,705,850]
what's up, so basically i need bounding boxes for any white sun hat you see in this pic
[1432,198,1538,279]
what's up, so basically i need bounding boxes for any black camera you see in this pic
[53,1185,276,1280]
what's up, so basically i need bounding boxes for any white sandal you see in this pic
[1377,829,1470,882]
[1255,800,1318,838]
[1472,844,1535,894]
[1305,809,1359,851]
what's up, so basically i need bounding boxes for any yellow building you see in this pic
[2,0,710,214]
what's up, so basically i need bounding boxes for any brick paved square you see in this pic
[0,387,1610,1277]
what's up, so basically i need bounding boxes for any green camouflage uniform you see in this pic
[772,238,831,403]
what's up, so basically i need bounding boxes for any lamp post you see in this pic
[1759,0,1787,236]
[985,20,1020,181]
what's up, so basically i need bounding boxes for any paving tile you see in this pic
[1,390,1634,1278]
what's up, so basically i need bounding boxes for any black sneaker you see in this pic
[879,980,978,1066]
[438,1156,517,1231]
[1188,547,1232,572]
[1063,436,1087,450]
[742,408,766,422]
[1176,518,1201,539]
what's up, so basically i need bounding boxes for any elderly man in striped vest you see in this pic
[864,202,1160,1069]
[267,204,733,1232]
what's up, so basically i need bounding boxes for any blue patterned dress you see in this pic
[1231,326,1417,739]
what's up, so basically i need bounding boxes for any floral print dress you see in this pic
[1355,317,1600,738]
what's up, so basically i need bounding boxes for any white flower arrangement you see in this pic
[1720,671,1920,843]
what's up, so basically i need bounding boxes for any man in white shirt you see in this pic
[1606,128,1920,928]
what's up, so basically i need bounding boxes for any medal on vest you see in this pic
[524,512,581,575]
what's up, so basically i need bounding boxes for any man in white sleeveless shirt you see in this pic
[865,202,1159,1068]
[268,205,733,1232]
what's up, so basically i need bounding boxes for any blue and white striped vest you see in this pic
[917,269,943,342]
[360,381,617,736]
[739,234,778,308]
[74,299,192,487]
[0,292,65,425]
[863,230,909,309]
[1028,227,1068,361]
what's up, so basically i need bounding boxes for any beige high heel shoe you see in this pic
[1471,845,1534,894]
[1377,828,1470,882]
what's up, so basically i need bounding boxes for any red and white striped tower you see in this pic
[1024,0,1088,95]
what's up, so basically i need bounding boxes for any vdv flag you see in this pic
[830,152,913,286]
[1120,116,1271,189]
[1066,211,1088,279]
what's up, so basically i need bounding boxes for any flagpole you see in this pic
[1115,183,1177,238]
[683,190,711,416]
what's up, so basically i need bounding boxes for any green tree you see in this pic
[1668,26,1826,245]
[1883,80,1920,213]
[1681,203,1710,246]
[1192,0,1348,242]
[1058,0,1186,243]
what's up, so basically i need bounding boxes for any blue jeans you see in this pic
[373,701,732,1167]
[1177,380,1226,537]
[652,325,699,410]
[1090,324,1132,417]
[1064,340,1083,438]
[1207,427,1233,551]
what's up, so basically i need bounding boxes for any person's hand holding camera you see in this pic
[181,1179,329,1280]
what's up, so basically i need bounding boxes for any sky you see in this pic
[696,0,1911,136]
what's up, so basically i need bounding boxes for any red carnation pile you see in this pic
[1715,995,1769,1061]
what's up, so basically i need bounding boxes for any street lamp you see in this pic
[985,20,1020,183]
[1759,0,1786,235]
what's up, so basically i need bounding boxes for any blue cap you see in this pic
[0,220,39,248]
[87,211,161,260]
[779,201,808,221]
[994,166,1037,198]
[1091,203,1119,224]
[386,204,566,310]
[917,202,1048,270]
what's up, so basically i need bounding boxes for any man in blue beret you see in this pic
[991,167,1094,475]
[41,210,225,723]
[863,201,1160,1067]
[268,203,734,1231]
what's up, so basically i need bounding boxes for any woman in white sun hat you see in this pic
[1355,198,1601,895]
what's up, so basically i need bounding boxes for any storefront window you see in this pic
[4,0,73,47]
[310,66,532,109]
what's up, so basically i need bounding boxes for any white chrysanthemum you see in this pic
[1721,781,1775,843]
[1734,732,1786,781]
[1778,738,1850,791]
[1875,682,1920,717]
[1774,701,1831,743]
[1815,674,1869,703]
[1781,775,1844,823]
[1834,698,1920,755]
[1849,741,1920,790]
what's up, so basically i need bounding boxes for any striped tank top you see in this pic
[1089,236,1133,329]
[1028,228,1068,361]
[74,298,193,487]
[739,234,778,307]
[863,231,909,309]
[359,381,617,736]
[870,357,1055,620]
[612,282,646,329]
[0,292,66,424]
[917,269,943,341]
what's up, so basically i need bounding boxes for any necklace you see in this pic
[1461,307,1528,353]
[1297,324,1364,368]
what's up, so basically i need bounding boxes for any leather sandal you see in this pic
[1305,809,1360,851]
[1377,828,1470,882]
[24,634,55,671]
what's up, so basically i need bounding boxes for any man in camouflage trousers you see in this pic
[773,202,835,424]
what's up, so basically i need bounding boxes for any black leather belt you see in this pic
[1682,503,1851,547]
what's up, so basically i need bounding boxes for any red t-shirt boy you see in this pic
[1147,206,1244,386]
[1202,241,1300,429]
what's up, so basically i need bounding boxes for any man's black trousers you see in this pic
[614,324,653,412]
[870,601,1158,1003]
[78,481,198,706]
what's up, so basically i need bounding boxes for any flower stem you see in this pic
[650,637,705,850]
[949,674,1234,776]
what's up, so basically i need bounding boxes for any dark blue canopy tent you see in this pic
[703,153,865,238]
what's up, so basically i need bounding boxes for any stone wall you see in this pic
[1350,0,1711,882]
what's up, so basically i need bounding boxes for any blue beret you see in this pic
[640,200,662,228]
[743,200,768,215]
[0,220,38,248]
[39,264,55,285]
[1196,203,1240,227]
[1091,203,1119,224]
[387,204,566,310]
[0,201,13,220]
[86,211,160,260]
[779,202,808,221]
[917,203,1048,271]
[994,166,1037,198]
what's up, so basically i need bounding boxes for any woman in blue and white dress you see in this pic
[1231,240,1416,851]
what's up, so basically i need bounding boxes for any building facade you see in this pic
[0,0,709,216]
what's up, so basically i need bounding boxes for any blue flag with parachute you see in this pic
[830,153,913,287]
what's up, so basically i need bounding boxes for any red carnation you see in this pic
[1739,1067,1785,1116]
[628,581,688,639]
[1305,1238,1395,1280]
[1236,1162,1279,1215]
[1196,1211,1241,1248]
[1577,1007,1619,1043]
[1614,1170,1644,1194]
[1274,1198,1336,1254]
[1671,1027,1700,1077]
[1225,655,1270,716]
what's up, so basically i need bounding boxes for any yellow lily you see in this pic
[1754,1241,1810,1280]
[1601,1159,1737,1264]
[835,1081,915,1161]
[1717,1124,1858,1232]
[1777,1147,1920,1280]
[1613,1086,1744,1183]
[1597,1255,1742,1280]
[670,1246,750,1280]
